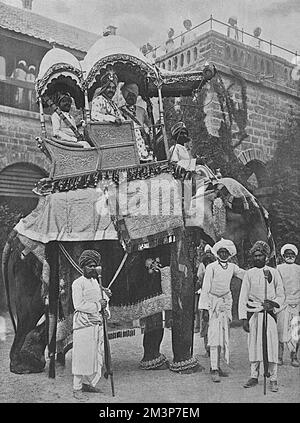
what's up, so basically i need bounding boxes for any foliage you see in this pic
[163,72,251,186]
[268,112,300,252]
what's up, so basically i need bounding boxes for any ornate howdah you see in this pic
[38,120,141,180]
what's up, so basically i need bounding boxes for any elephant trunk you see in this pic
[2,229,18,333]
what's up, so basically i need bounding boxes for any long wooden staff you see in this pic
[97,268,115,397]
[262,269,270,395]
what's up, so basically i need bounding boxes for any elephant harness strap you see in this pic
[58,243,128,290]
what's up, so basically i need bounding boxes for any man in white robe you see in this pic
[72,250,110,401]
[169,121,196,171]
[91,68,124,124]
[239,241,285,392]
[199,238,244,382]
[277,244,300,367]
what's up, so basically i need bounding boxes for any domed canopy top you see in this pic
[36,47,84,108]
[82,35,158,100]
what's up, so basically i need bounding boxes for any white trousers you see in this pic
[210,346,220,370]
[73,373,100,391]
[250,362,277,382]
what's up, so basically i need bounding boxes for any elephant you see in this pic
[2,174,273,376]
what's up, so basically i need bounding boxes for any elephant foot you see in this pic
[10,359,45,374]
[169,357,203,374]
[140,354,169,370]
[13,350,46,374]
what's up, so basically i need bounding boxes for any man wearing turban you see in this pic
[72,250,110,401]
[195,245,216,355]
[277,244,300,367]
[239,241,284,392]
[198,238,244,382]
[120,82,153,162]
[91,67,124,124]
[169,121,196,171]
[51,92,90,147]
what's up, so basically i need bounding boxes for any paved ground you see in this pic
[0,314,299,403]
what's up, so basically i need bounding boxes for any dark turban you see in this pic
[171,121,188,139]
[79,250,101,268]
[250,241,270,258]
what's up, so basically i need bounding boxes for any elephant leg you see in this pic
[169,231,201,374]
[10,289,46,374]
[140,313,168,370]
[10,315,46,374]
[18,322,47,372]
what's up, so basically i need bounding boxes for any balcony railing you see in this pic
[145,15,298,64]
[0,76,39,112]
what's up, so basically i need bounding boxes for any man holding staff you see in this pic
[72,250,110,401]
[277,244,300,367]
[239,241,284,392]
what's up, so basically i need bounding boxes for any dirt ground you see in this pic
[0,314,299,404]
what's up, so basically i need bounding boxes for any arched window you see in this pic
[180,53,184,67]
[233,48,238,62]
[245,160,269,188]
[168,60,171,71]
[162,62,166,69]
[261,59,265,73]
[240,51,245,66]
[187,50,191,64]
[173,56,178,70]
[284,67,288,80]
[253,56,258,71]
[193,47,198,61]
[225,45,231,59]
[266,61,271,74]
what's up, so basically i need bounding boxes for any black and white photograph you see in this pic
[0,0,299,406]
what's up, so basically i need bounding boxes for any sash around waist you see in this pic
[209,290,231,298]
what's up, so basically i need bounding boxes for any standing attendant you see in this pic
[11,59,27,108]
[195,245,215,355]
[199,238,244,382]
[72,250,110,401]
[239,241,284,392]
[26,64,36,111]
[277,244,300,367]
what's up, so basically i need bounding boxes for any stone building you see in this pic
[0,0,98,212]
[0,0,98,309]
[154,17,300,204]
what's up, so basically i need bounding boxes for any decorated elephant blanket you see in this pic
[15,173,184,253]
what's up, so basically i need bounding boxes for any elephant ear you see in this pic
[215,177,259,212]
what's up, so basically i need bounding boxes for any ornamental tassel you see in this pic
[212,197,227,237]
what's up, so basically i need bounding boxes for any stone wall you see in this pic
[156,29,300,166]
[204,74,300,163]
[0,105,51,173]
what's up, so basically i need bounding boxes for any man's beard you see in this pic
[84,269,98,279]
[253,259,266,268]
[284,257,296,264]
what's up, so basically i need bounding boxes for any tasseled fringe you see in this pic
[34,162,195,195]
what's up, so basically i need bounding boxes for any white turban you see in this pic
[204,244,212,253]
[281,244,298,257]
[212,238,237,258]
